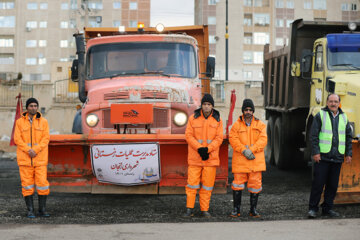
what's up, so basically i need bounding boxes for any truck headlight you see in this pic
[86,114,99,127]
[173,112,187,127]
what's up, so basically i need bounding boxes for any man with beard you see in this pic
[229,99,267,218]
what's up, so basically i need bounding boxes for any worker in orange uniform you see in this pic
[229,99,267,218]
[14,98,50,218]
[184,94,223,218]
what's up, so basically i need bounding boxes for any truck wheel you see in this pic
[273,117,290,169]
[265,115,275,165]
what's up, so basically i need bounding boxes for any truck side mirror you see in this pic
[71,59,79,82]
[300,49,312,73]
[206,56,215,78]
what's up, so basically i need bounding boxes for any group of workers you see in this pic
[14,93,352,219]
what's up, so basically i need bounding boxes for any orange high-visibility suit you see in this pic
[14,112,50,197]
[229,116,267,193]
[185,108,223,211]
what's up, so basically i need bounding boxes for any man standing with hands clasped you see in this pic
[14,98,50,218]
[308,93,352,218]
[229,99,267,218]
[184,94,223,218]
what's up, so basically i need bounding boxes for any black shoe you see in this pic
[308,210,317,219]
[230,207,240,217]
[230,190,242,217]
[183,208,194,218]
[24,195,35,218]
[38,195,50,217]
[201,211,211,218]
[249,193,261,218]
[322,210,340,218]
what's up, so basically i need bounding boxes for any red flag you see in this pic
[226,89,236,136]
[10,93,22,146]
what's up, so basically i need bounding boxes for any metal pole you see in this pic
[225,0,229,81]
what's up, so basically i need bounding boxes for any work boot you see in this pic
[249,193,260,218]
[308,209,317,219]
[24,195,35,218]
[182,208,194,218]
[201,211,211,218]
[230,190,242,217]
[38,195,50,217]
[322,210,340,218]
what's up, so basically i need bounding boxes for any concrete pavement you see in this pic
[1,218,359,240]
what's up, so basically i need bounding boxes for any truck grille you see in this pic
[104,91,129,100]
[141,90,168,99]
[103,108,168,129]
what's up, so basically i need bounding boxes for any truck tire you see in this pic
[273,117,290,169]
[265,115,275,165]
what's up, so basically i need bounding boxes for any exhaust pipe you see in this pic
[74,33,87,103]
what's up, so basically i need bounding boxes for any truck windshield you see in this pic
[86,42,197,79]
[327,49,360,71]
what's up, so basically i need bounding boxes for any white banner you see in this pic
[90,143,160,185]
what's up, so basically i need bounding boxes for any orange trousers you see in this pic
[232,171,262,193]
[19,165,50,197]
[185,166,216,211]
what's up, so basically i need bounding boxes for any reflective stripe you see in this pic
[186,184,200,189]
[34,143,38,146]
[248,187,262,193]
[339,130,346,135]
[36,185,49,190]
[339,142,345,146]
[207,140,212,144]
[23,184,34,190]
[197,140,203,144]
[319,140,332,144]
[202,185,214,191]
[27,143,31,147]
[341,114,347,124]
[321,110,327,133]
[322,129,333,134]
[232,183,245,188]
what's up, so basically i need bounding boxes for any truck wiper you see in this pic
[109,71,172,79]
[331,64,360,70]
[136,71,172,77]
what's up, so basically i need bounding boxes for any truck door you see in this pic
[310,44,325,107]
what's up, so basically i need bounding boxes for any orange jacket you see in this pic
[185,109,223,167]
[14,112,50,167]
[229,116,267,173]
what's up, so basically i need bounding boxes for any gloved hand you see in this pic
[198,147,209,161]
[242,148,255,160]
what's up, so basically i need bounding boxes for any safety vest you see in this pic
[319,110,347,154]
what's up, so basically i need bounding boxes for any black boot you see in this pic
[38,195,50,217]
[230,190,242,217]
[249,193,260,217]
[24,195,35,218]
[183,208,194,218]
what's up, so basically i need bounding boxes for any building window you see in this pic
[243,51,253,64]
[313,0,326,10]
[276,19,284,27]
[88,1,103,10]
[26,40,37,47]
[304,0,312,9]
[60,21,69,28]
[70,19,76,28]
[113,20,121,27]
[61,3,69,10]
[351,4,357,11]
[244,33,252,44]
[60,40,68,48]
[38,58,46,65]
[253,0,262,7]
[276,38,284,46]
[39,40,47,47]
[60,58,68,62]
[215,83,224,101]
[89,16,102,27]
[26,21,37,28]
[275,0,284,8]
[243,0,252,6]
[286,0,294,9]
[0,16,15,28]
[40,2,48,9]
[39,21,47,28]
[27,2,37,9]
[243,71,252,79]
[113,1,121,9]
[129,2,137,10]
[244,14,252,26]
[254,52,263,64]
[254,32,269,45]
[208,16,216,25]
[286,19,293,28]
[30,74,42,81]
[208,0,218,5]
[26,58,37,65]
[71,0,77,9]
[0,1,15,9]
[0,36,14,47]
[0,54,14,64]
[253,13,270,26]
[341,3,348,11]
[129,20,137,27]
[209,35,216,44]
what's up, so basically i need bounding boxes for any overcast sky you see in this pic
[150,0,194,27]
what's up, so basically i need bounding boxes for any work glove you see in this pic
[242,148,255,160]
[198,147,209,161]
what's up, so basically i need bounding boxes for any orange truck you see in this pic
[48,24,229,194]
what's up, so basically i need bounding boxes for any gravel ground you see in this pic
[1,157,359,224]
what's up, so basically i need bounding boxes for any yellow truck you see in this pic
[263,19,360,203]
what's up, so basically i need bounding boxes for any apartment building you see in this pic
[0,0,150,82]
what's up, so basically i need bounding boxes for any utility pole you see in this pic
[225,0,228,81]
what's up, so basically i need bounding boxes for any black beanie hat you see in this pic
[201,94,214,107]
[26,98,39,109]
[242,98,255,112]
